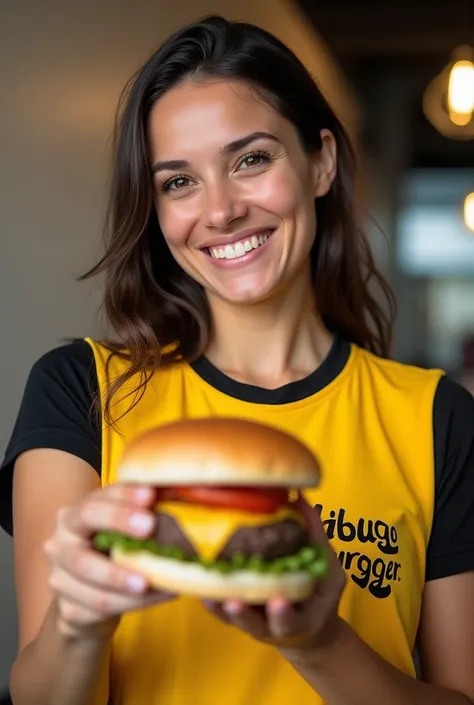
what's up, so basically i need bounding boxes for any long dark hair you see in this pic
[83,15,396,422]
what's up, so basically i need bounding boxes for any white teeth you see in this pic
[209,231,273,260]
[234,241,246,257]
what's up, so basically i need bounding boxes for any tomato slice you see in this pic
[157,486,289,513]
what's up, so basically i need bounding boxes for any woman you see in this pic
[1,15,473,705]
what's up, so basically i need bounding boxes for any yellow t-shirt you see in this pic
[84,336,442,705]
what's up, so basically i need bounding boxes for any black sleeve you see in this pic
[0,340,101,537]
[426,375,474,581]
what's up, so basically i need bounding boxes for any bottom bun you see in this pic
[112,548,317,604]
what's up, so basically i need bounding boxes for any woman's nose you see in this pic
[203,182,248,230]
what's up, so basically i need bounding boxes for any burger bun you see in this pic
[117,417,320,488]
[112,547,317,604]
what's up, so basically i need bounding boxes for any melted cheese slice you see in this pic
[156,501,305,562]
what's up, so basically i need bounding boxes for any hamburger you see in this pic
[94,418,327,603]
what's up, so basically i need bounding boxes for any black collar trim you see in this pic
[189,336,351,405]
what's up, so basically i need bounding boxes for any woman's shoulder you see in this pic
[348,343,474,447]
[354,345,445,391]
[31,338,96,377]
[0,340,102,536]
[12,338,100,442]
[22,339,101,409]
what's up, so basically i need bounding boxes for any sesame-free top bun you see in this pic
[117,418,320,488]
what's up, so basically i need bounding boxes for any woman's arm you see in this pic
[419,572,474,696]
[11,600,111,705]
[9,449,111,705]
[283,571,474,705]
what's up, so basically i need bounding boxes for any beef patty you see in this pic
[155,512,308,561]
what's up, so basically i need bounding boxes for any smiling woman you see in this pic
[2,13,474,705]
[75,15,394,416]
[146,79,336,306]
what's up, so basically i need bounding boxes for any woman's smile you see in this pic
[201,227,276,268]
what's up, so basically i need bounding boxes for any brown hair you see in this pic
[82,15,395,423]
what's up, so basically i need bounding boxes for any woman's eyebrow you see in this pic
[151,131,280,175]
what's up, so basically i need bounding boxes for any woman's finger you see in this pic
[266,596,298,638]
[222,600,269,640]
[202,600,232,624]
[295,494,347,601]
[50,567,173,618]
[46,543,150,595]
[60,491,157,539]
[55,598,116,637]
[294,495,328,544]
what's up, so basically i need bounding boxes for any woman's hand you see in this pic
[44,484,174,641]
[204,495,346,653]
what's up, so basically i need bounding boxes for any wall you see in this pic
[0,0,358,689]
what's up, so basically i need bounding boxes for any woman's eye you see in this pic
[163,176,192,192]
[238,152,270,170]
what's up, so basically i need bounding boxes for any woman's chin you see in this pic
[209,281,279,307]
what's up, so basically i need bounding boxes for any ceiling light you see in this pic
[423,46,474,140]
[464,192,474,232]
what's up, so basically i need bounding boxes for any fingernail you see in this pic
[126,574,147,593]
[128,513,154,533]
[135,487,152,502]
[224,600,242,615]
[269,597,287,614]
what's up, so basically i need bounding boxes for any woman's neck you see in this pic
[204,278,333,389]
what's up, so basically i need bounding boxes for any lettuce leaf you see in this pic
[93,532,327,577]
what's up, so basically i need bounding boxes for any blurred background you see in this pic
[299,0,474,380]
[0,0,473,696]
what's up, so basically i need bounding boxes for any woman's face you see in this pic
[148,79,336,305]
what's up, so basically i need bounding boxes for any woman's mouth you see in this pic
[204,230,275,261]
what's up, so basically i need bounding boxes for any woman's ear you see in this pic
[312,129,337,198]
